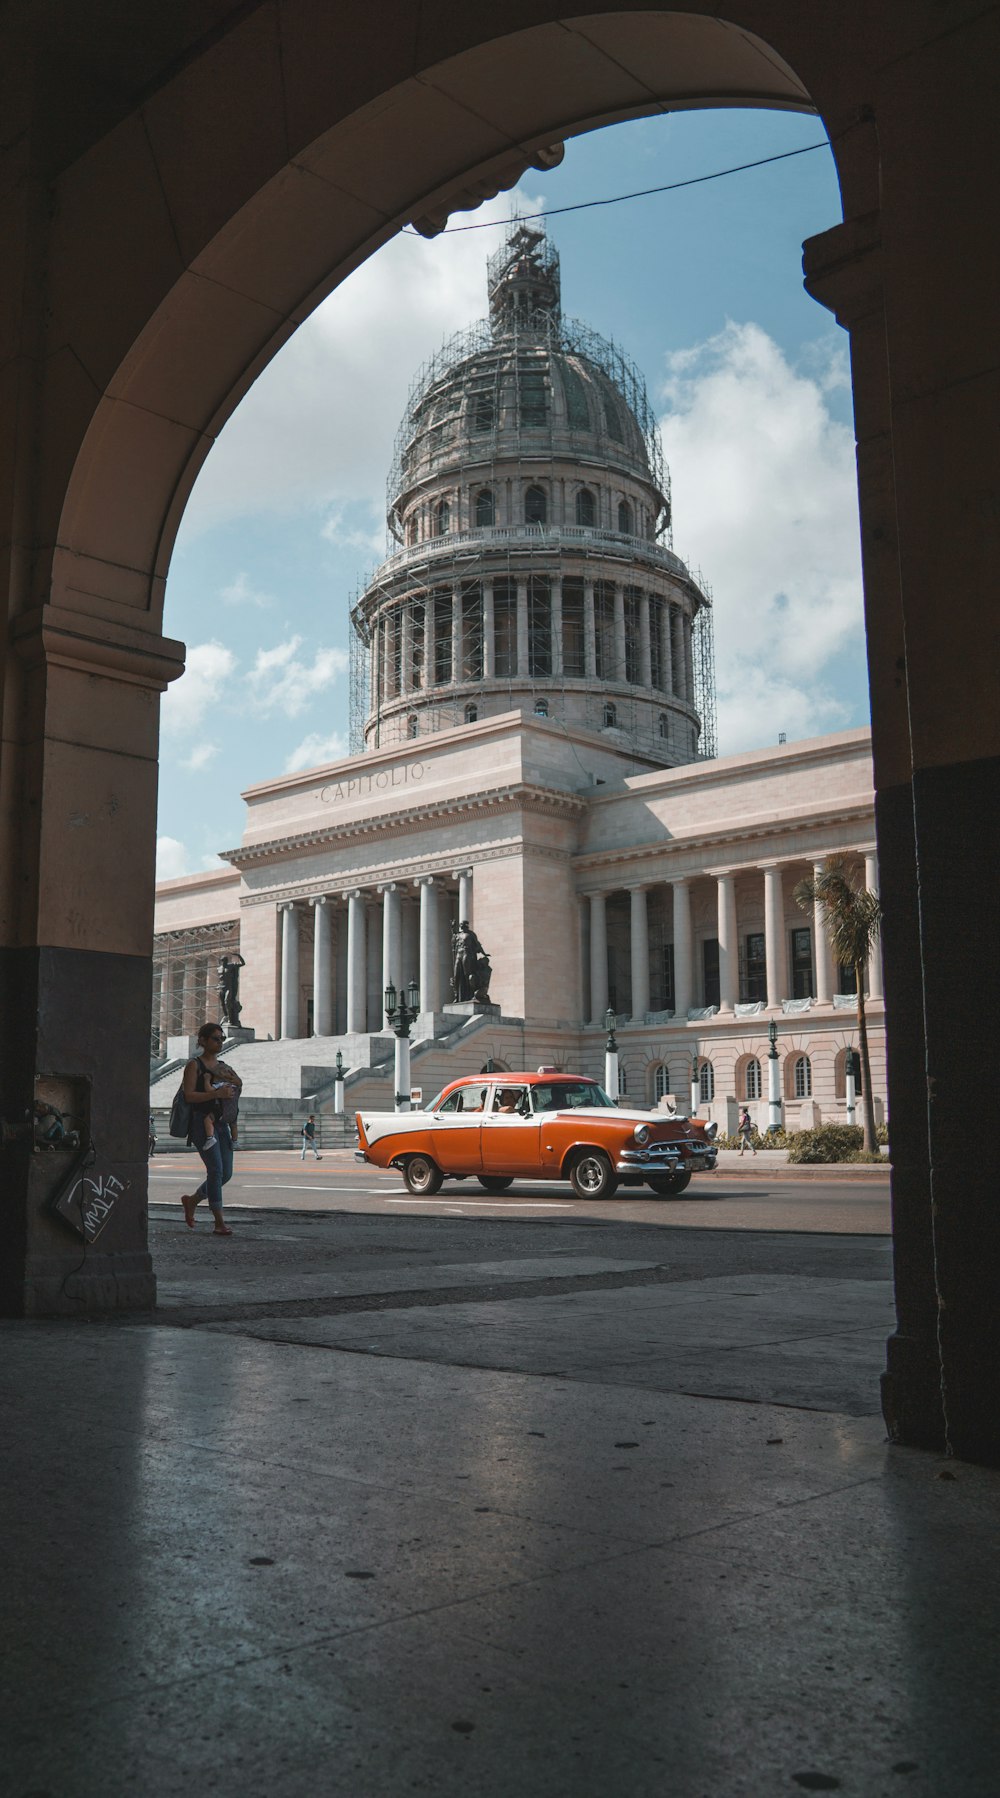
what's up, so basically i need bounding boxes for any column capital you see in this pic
[309,894,331,908]
[451,867,473,881]
[377,881,400,895]
[624,880,651,895]
[278,900,298,912]
[413,875,438,890]
[342,887,364,901]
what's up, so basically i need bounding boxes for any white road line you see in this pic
[385,1198,574,1209]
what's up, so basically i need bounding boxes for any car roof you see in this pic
[444,1072,593,1087]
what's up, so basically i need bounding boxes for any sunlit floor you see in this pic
[2,1208,997,1797]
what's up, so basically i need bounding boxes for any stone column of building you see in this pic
[369,619,380,714]
[660,597,673,699]
[612,584,626,682]
[683,612,695,705]
[279,903,301,1039]
[181,957,198,1037]
[865,851,883,1000]
[311,897,333,1035]
[400,604,412,693]
[415,877,441,1012]
[157,965,170,1053]
[583,579,597,680]
[671,878,692,1017]
[812,861,834,1004]
[380,884,403,1026]
[763,866,787,1008]
[482,580,495,680]
[453,868,473,924]
[638,591,652,689]
[515,577,529,677]
[670,604,685,700]
[628,885,650,1022]
[589,892,608,1024]
[344,890,367,1033]
[550,575,563,679]
[716,873,738,1011]
[381,607,394,702]
[203,957,216,1024]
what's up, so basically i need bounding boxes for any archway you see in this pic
[3,3,998,1463]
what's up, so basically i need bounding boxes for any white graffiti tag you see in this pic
[69,1171,128,1243]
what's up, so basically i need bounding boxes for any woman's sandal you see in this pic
[212,1224,234,1237]
[181,1195,196,1229]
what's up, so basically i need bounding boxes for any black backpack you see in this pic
[168,1057,206,1139]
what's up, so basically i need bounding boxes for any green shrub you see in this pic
[846,1148,888,1164]
[787,1124,864,1164]
[876,1121,890,1146]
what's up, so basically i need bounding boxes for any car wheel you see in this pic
[569,1150,618,1200]
[647,1170,692,1197]
[478,1176,514,1193]
[402,1154,443,1196]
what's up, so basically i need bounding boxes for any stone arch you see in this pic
[735,1052,763,1102]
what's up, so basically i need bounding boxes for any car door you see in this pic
[430,1086,484,1174]
[481,1085,541,1175]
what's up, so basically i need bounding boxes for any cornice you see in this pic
[574,800,875,882]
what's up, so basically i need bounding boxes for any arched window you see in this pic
[475,488,494,527]
[435,498,450,536]
[835,1047,864,1098]
[576,487,596,527]
[406,514,418,545]
[618,1065,628,1096]
[618,498,633,534]
[464,703,478,723]
[533,699,549,717]
[653,1064,671,1101]
[699,1060,715,1103]
[603,702,617,729]
[794,1054,812,1099]
[658,713,668,739]
[745,1056,762,1101]
[524,485,547,525]
[407,714,419,739]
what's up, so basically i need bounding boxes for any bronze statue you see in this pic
[217,952,246,1027]
[452,920,491,1003]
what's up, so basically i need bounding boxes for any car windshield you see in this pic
[532,1081,616,1111]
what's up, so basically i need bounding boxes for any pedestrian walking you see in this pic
[738,1105,756,1156]
[179,1022,242,1235]
[148,1111,156,1157]
[301,1114,322,1161]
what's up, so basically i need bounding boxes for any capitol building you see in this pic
[151,226,885,1132]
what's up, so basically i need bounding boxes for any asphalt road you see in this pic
[149,1148,890,1234]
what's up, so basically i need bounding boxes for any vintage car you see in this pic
[356,1069,718,1199]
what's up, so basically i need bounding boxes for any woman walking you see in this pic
[180,1022,242,1235]
[737,1105,756,1157]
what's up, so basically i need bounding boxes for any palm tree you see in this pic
[793,858,883,1152]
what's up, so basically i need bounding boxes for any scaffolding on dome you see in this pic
[690,572,718,761]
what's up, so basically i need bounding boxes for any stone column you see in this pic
[400,602,412,693]
[763,866,787,1008]
[381,607,394,699]
[865,851,883,1000]
[683,613,695,704]
[369,618,380,712]
[380,884,402,1026]
[671,605,686,701]
[589,892,609,1024]
[415,877,441,1013]
[180,957,197,1036]
[453,868,473,925]
[638,591,652,688]
[672,878,692,1017]
[613,584,626,682]
[660,597,674,696]
[716,873,738,1011]
[344,889,367,1033]
[482,580,495,680]
[279,903,301,1039]
[311,897,333,1035]
[516,577,529,677]
[157,964,170,1053]
[813,861,834,1004]
[628,885,650,1022]
[551,575,563,678]
[583,579,597,680]
[451,586,462,686]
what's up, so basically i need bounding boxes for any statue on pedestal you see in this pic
[451,921,492,1003]
[217,952,246,1027]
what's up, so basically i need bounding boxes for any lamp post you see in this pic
[767,1016,782,1133]
[690,1051,700,1118]
[384,979,420,1112]
[333,1049,347,1116]
[845,1046,857,1125]
[604,1007,619,1102]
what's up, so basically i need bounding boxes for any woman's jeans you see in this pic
[195,1122,234,1212]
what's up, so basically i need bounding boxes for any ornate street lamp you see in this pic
[845,1045,858,1125]
[333,1048,348,1116]
[690,1051,700,1118]
[385,979,421,1111]
[767,1015,782,1133]
[604,1007,619,1102]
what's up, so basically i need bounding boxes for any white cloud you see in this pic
[162,642,236,738]
[178,190,543,538]
[156,836,190,880]
[182,741,219,772]
[220,572,272,608]
[284,730,349,774]
[246,635,348,718]
[659,322,864,753]
[320,503,386,558]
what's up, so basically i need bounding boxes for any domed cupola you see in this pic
[351,226,716,766]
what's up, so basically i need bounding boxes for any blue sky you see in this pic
[158,107,866,879]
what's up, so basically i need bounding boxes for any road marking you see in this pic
[385,1198,574,1209]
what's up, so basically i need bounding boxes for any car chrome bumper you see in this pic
[615,1146,683,1171]
[354,1150,370,1164]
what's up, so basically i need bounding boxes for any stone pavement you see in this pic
[2,1210,997,1797]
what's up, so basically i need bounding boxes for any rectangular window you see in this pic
[561,578,585,677]
[790,926,813,999]
[624,588,641,684]
[658,942,675,1012]
[702,937,720,1009]
[494,579,517,679]
[594,582,615,680]
[742,931,766,1004]
[432,591,451,685]
[528,577,551,678]
[461,585,483,681]
[837,961,856,996]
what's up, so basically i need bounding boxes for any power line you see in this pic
[404,141,829,237]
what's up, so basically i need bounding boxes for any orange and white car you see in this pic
[356,1069,718,1200]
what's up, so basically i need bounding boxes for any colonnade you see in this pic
[277,869,474,1038]
[586,855,882,1024]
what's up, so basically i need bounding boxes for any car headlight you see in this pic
[633,1123,650,1145]
[705,1122,718,1140]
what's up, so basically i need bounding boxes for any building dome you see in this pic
[351,225,715,764]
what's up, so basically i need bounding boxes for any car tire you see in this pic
[569,1150,618,1200]
[647,1170,692,1197]
[402,1154,443,1196]
[477,1176,514,1193]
